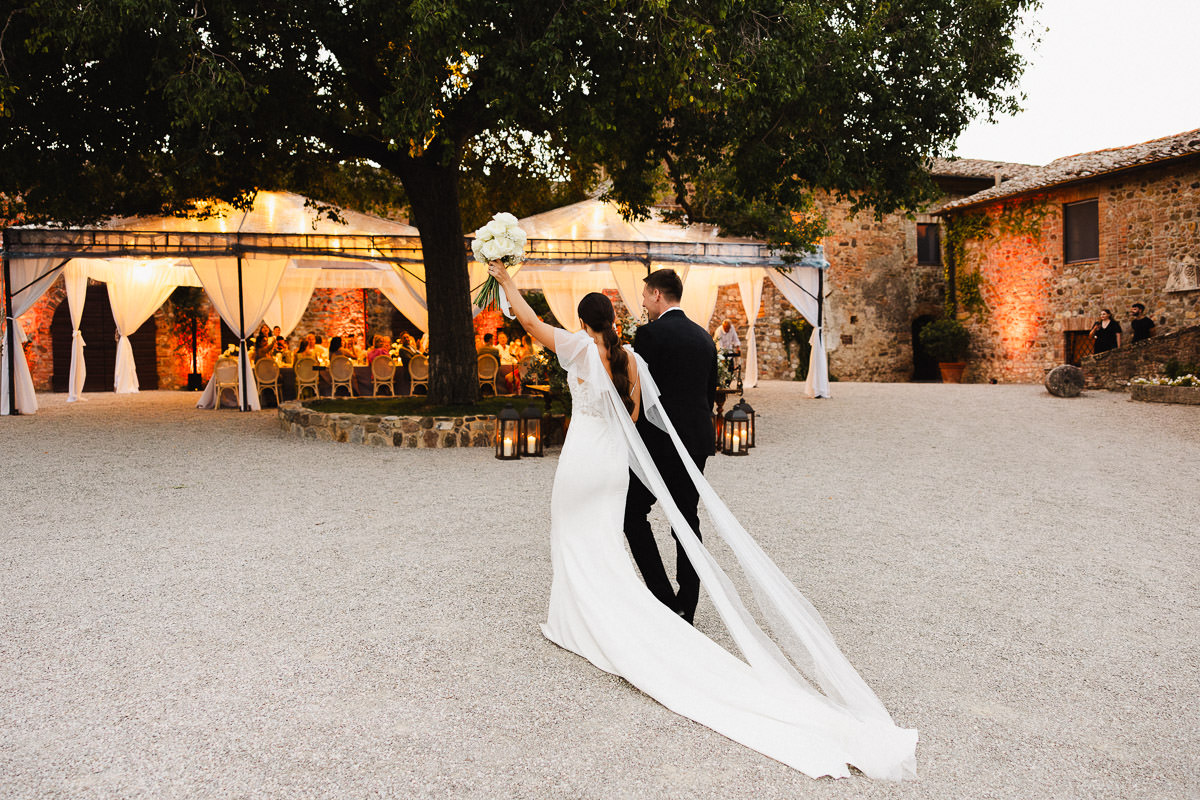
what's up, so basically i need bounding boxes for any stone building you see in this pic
[938,128,1200,383]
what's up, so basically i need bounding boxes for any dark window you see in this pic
[916,223,942,265]
[1064,199,1099,263]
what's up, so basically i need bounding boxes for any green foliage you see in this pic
[168,286,210,361]
[780,317,813,380]
[943,196,1049,317]
[918,317,971,363]
[1163,358,1200,380]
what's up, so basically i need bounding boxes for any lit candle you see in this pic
[503,437,513,457]
[527,434,536,454]
[732,434,740,452]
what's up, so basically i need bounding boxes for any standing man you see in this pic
[625,269,719,624]
[1129,302,1157,343]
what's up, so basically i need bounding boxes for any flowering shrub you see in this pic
[1130,375,1199,387]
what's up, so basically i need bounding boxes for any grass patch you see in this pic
[305,395,546,417]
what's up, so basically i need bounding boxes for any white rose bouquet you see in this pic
[471,211,527,314]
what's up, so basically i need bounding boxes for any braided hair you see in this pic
[577,292,634,415]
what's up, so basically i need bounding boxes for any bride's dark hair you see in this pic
[577,292,633,414]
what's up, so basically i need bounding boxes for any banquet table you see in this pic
[198,363,411,409]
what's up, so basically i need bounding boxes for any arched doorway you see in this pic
[911,315,940,382]
[51,284,160,392]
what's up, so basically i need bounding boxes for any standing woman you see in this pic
[1090,309,1122,353]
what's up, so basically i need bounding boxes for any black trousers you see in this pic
[624,444,707,623]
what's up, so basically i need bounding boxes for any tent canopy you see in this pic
[3,193,830,415]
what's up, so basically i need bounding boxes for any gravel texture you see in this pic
[1,383,1197,800]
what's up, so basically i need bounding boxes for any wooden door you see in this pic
[51,284,160,392]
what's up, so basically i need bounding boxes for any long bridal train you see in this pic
[541,328,918,781]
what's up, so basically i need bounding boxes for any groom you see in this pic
[625,269,718,624]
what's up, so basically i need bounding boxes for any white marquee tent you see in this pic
[2,193,829,415]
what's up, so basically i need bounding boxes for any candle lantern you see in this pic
[712,410,725,450]
[495,403,522,460]
[733,397,755,448]
[722,405,750,456]
[520,403,544,457]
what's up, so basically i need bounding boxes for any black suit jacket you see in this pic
[633,308,718,463]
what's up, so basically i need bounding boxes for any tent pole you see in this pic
[2,232,16,415]
[237,249,248,412]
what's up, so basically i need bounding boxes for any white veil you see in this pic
[554,329,915,775]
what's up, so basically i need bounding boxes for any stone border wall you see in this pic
[1081,325,1200,390]
[277,401,496,447]
[1129,385,1200,405]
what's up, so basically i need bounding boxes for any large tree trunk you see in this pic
[395,152,478,405]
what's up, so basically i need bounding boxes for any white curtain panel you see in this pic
[532,271,616,332]
[190,255,289,410]
[609,262,649,322]
[678,265,721,330]
[767,266,830,398]
[105,259,179,393]
[64,262,90,401]
[379,268,429,332]
[737,269,765,388]
[262,263,319,337]
[1,257,67,415]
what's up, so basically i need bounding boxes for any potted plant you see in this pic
[918,317,971,383]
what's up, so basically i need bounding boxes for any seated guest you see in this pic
[314,334,329,364]
[273,336,293,366]
[365,334,391,363]
[477,332,500,360]
[294,338,317,362]
[418,331,429,353]
[342,333,361,360]
[396,331,419,356]
[251,334,274,362]
[327,335,347,360]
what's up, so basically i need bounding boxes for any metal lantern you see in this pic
[495,403,522,460]
[733,397,756,448]
[712,410,725,451]
[722,405,750,456]
[520,403,544,457]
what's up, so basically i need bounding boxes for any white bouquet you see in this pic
[471,211,527,314]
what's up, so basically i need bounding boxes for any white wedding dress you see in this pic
[541,329,918,781]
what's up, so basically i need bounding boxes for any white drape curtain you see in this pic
[609,263,648,322]
[2,258,67,415]
[191,255,289,410]
[530,271,617,332]
[678,266,720,330]
[737,270,765,388]
[64,262,90,401]
[379,268,429,332]
[767,267,829,398]
[261,264,319,337]
[105,259,178,393]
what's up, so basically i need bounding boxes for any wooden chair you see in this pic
[370,355,397,397]
[329,355,355,398]
[408,354,428,395]
[294,357,320,400]
[254,357,281,406]
[477,353,499,396]
[212,358,239,409]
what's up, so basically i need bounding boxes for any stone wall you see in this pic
[1080,325,1200,389]
[957,158,1200,383]
[812,192,950,381]
[290,288,368,348]
[277,400,498,447]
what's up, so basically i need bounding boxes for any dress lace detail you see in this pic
[566,373,607,419]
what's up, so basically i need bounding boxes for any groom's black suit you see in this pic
[624,307,718,624]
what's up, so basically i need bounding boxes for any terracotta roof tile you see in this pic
[939,128,1200,212]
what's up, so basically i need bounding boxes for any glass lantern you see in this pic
[712,410,725,451]
[495,403,522,460]
[520,403,544,457]
[722,405,750,456]
[733,397,755,448]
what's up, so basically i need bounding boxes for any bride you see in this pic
[487,262,917,781]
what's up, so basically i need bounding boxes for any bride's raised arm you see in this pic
[488,261,559,352]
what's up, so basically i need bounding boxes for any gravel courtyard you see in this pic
[1,382,1197,800]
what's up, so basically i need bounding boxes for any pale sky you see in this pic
[953,0,1200,166]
